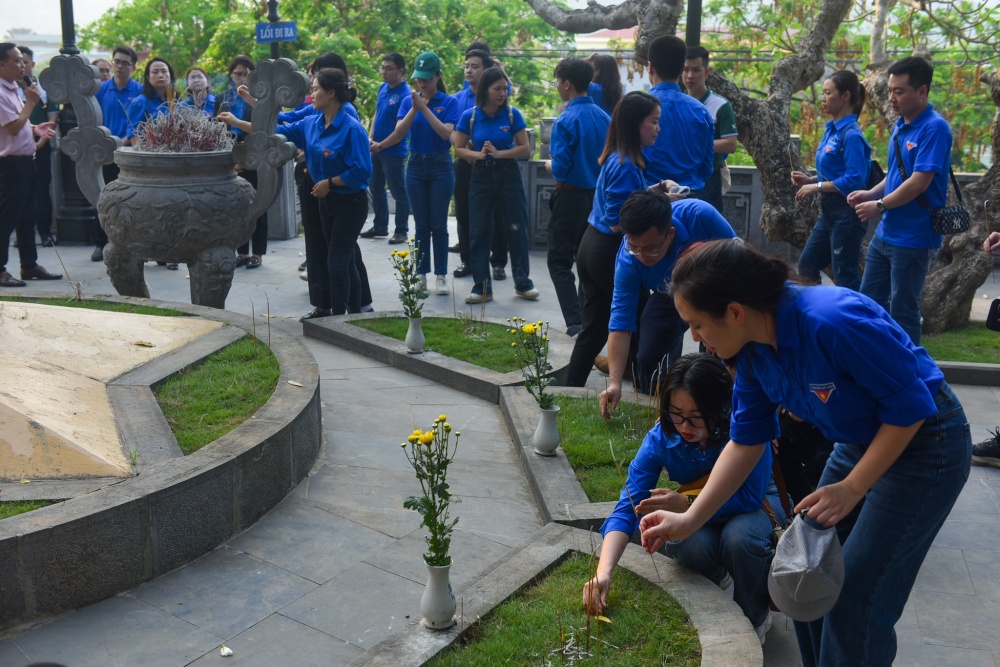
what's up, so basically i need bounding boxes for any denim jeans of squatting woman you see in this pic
[468,159,534,296]
[797,193,867,292]
[405,150,454,276]
[666,491,787,629]
[794,382,970,667]
[318,189,369,316]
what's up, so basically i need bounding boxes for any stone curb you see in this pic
[351,523,762,667]
[302,311,574,403]
[0,294,322,629]
[937,360,1000,387]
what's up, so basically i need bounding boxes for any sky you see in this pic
[2,0,117,39]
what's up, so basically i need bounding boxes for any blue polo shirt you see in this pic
[124,94,169,138]
[279,102,360,125]
[278,107,372,194]
[610,199,736,332]
[643,82,715,190]
[455,105,526,152]
[372,81,410,156]
[588,81,603,110]
[729,283,943,448]
[214,87,250,140]
[815,114,871,195]
[180,93,216,118]
[549,97,610,189]
[877,103,952,250]
[454,86,475,116]
[589,151,647,235]
[96,78,143,139]
[601,423,771,538]
[397,91,460,155]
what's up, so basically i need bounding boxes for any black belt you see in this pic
[556,182,593,191]
[0,154,34,162]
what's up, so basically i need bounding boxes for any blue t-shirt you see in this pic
[214,87,250,140]
[610,199,736,332]
[397,91,460,155]
[643,82,715,190]
[279,102,360,125]
[601,423,772,538]
[549,97,610,190]
[454,86,476,116]
[455,105,526,152]
[587,81,603,111]
[729,283,944,447]
[96,78,143,139]
[124,94,169,138]
[588,151,648,235]
[815,114,871,195]
[180,93,216,118]
[372,81,410,156]
[278,107,372,194]
[876,103,953,250]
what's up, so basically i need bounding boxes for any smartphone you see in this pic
[668,185,691,195]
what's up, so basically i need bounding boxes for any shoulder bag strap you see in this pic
[893,132,961,209]
[770,440,793,518]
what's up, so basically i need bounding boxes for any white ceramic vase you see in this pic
[405,316,424,354]
[532,405,561,456]
[421,561,456,629]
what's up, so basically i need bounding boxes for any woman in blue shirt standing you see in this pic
[181,67,215,118]
[452,67,537,303]
[583,353,784,644]
[124,57,176,144]
[565,91,660,387]
[792,71,872,291]
[379,52,459,296]
[641,239,971,667]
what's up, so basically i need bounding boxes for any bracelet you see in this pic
[328,177,334,188]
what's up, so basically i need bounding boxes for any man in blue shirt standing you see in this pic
[362,52,410,244]
[850,56,952,345]
[93,45,142,262]
[545,57,610,337]
[643,36,715,195]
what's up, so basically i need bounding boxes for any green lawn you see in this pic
[427,552,700,666]
[153,335,280,455]
[555,395,671,502]
[0,500,57,521]
[922,324,1000,364]
[352,316,521,373]
[0,296,185,317]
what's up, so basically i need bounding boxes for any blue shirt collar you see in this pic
[895,102,935,130]
[313,105,348,131]
[827,114,858,132]
[566,96,595,108]
[650,81,681,93]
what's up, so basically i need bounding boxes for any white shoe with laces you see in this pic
[435,275,449,295]
[755,610,773,646]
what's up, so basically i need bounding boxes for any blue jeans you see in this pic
[793,383,970,667]
[468,159,533,295]
[370,152,409,235]
[798,193,867,292]
[859,235,933,345]
[666,492,785,628]
[406,150,453,276]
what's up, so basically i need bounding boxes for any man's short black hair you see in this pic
[465,41,491,56]
[17,45,33,59]
[553,58,593,94]
[887,56,934,93]
[383,52,405,70]
[112,45,138,65]
[648,35,687,81]
[0,43,17,62]
[619,189,674,237]
[685,45,710,67]
[465,49,494,69]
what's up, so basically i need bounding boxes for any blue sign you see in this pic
[256,22,298,43]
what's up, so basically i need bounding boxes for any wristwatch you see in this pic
[876,199,885,212]
[687,494,696,506]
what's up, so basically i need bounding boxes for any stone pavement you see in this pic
[1,221,999,666]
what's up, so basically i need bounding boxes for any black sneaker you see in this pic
[388,232,407,245]
[453,263,471,277]
[449,243,461,254]
[300,308,332,321]
[972,427,1000,468]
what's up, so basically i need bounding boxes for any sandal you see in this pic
[246,256,261,269]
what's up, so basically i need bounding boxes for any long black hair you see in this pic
[475,67,509,109]
[590,54,622,112]
[141,57,176,101]
[659,353,733,447]
[314,68,357,105]
[598,91,658,169]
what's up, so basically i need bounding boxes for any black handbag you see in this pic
[892,134,971,235]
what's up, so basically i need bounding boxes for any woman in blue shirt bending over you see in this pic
[583,352,784,645]
[565,91,659,387]
[124,57,176,145]
[379,52,460,296]
[452,67,537,304]
[641,239,971,667]
[792,71,872,292]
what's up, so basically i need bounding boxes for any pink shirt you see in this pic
[0,78,36,158]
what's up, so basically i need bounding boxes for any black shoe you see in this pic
[40,235,56,247]
[388,232,407,245]
[453,263,471,277]
[91,245,104,262]
[449,243,461,254]
[235,255,248,268]
[166,263,179,270]
[492,266,506,281]
[298,260,307,271]
[300,308,332,321]
[972,427,1000,468]
[360,227,388,239]
[246,256,261,269]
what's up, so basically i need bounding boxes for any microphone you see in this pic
[23,76,33,88]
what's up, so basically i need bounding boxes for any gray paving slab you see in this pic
[308,501,423,539]
[933,516,1000,552]
[448,494,544,548]
[321,400,417,436]
[950,478,1000,515]
[963,549,1000,598]
[912,546,976,595]
[0,641,27,666]
[132,546,316,640]
[893,643,999,667]
[305,465,421,514]
[446,460,536,503]
[324,428,423,473]
[913,588,1000,653]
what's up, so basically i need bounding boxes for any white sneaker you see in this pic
[418,274,428,292]
[515,286,539,300]
[299,271,308,282]
[465,291,493,304]
[755,611,773,646]
[435,275,449,295]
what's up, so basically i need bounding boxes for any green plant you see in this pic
[508,317,555,409]
[128,449,139,466]
[402,415,461,567]
[389,240,427,318]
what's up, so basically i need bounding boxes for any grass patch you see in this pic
[427,552,700,666]
[922,323,1000,364]
[555,395,671,503]
[0,500,57,520]
[352,316,521,373]
[154,335,280,455]
[0,296,186,317]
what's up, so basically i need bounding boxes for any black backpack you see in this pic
[837,123,883,189]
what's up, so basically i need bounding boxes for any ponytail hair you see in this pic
[828,70,866,116]
[314,68,357,104]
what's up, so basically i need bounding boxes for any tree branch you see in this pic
[520,0,639,33]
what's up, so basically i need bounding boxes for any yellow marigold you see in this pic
[413,429,423,436]
[419,431,435,444]
[522,323,536,335]
[399,250,410,258]
[511,342,517,347]
[438,413,447,422]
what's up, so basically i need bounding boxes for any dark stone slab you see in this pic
[107,384,182,464]
[937,361,1000,388]
[290,385,322,484]
[305,465,420,515]
[913,588,1000,653]
[0,524,26,627]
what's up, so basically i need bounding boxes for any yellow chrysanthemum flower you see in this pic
[419,431,435,444]
[522,323,536,335]
[438,413,447,421]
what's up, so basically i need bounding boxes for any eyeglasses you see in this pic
[667,412,706,429]
[625,235,669,258]
[380,66,398,72]
[112,59,134,67]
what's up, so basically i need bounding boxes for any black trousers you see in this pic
[454,158,508,268]
[318,189,369,315]
[546,187,593,330]
[237,169,268,257]
[31,142,54,237]
[0,155,38,274]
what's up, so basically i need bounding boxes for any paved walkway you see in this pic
[1,222,999,666]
